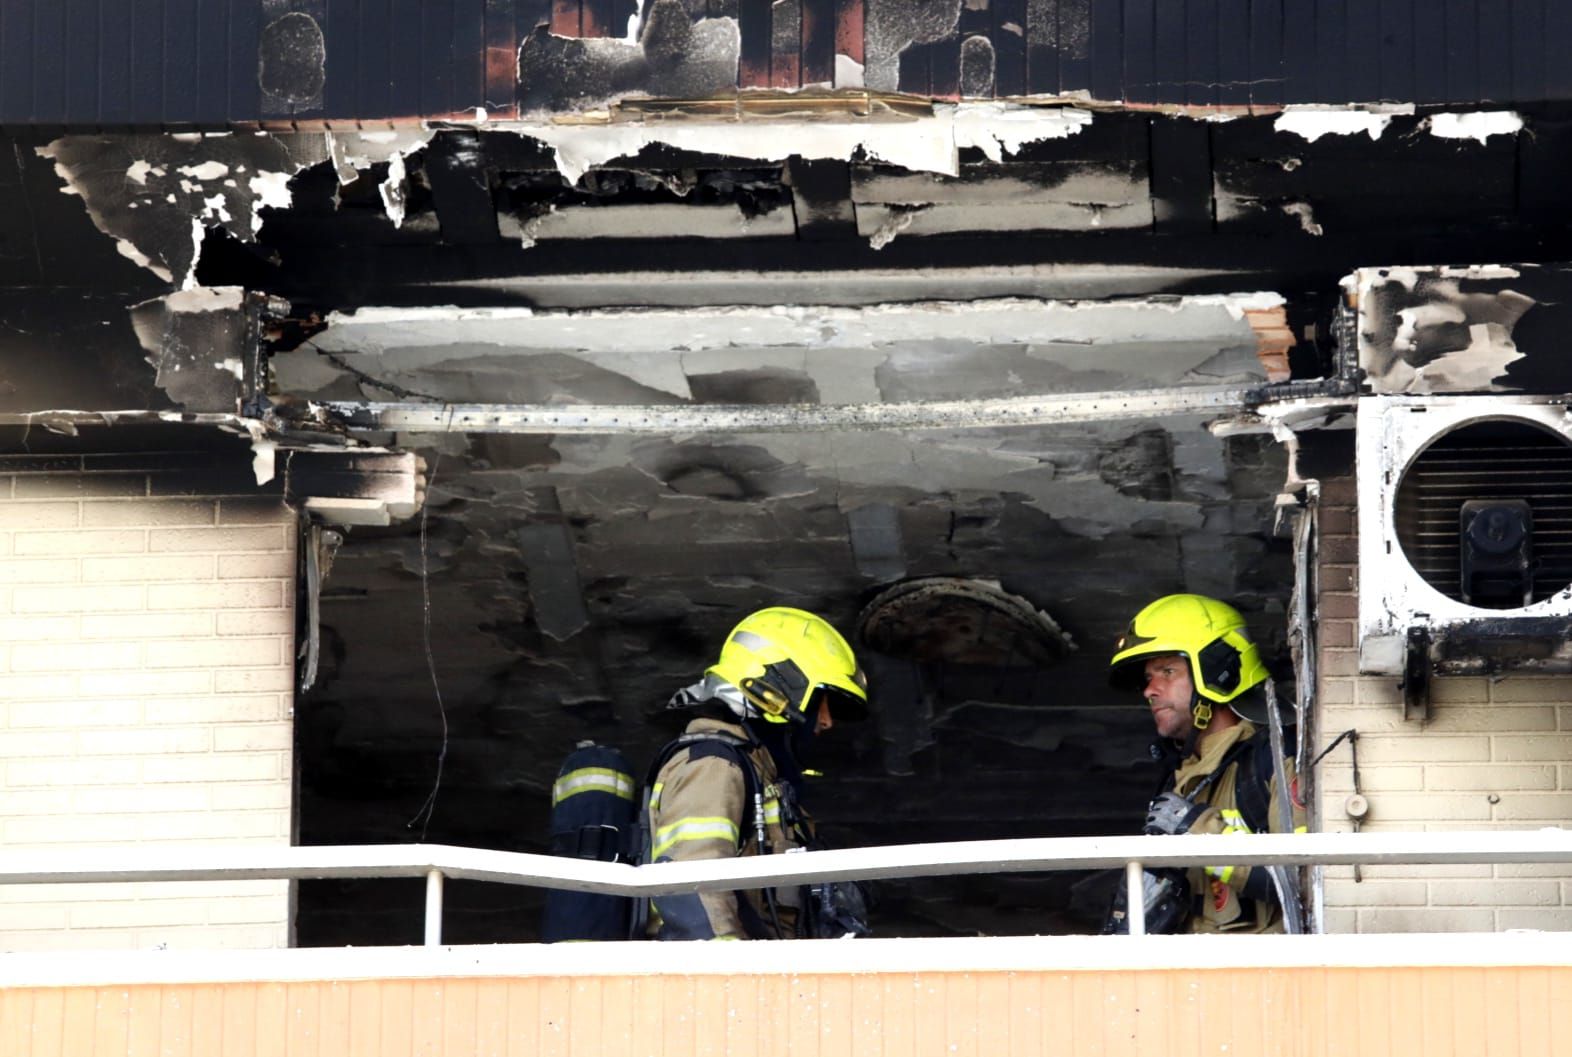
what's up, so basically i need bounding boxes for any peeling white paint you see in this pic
[183,218,205,290]
[952,104,1092,163]
[251,438,277,487]
[126,160,153,185]
[249,171,294,212]
[867,206,924,250]
[834,54,866,89]
[200,194,233,223]
[503,103,1096,184]
[1426,110,1524,144]
[162,287,246,313]
[1274,105,1412,143]
[177,161,231,181]
[379,152,409,229]
[114,238,173,283]
[1280,201,1323,237]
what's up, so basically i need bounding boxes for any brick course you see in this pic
[1316,469,1572,933]
[0,472,296,951]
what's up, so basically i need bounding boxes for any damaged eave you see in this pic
[299,381,1352,436]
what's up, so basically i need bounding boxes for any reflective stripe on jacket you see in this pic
[1170,720,1307,934]
[645,715,808,940]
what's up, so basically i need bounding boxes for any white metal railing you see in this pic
[4,829,1572,945]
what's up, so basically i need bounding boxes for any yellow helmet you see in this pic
[1109,594,1267,708]
[707,607,868,725]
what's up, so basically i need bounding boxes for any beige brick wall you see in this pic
[0,467,296,951]
[1316,472,1572,933]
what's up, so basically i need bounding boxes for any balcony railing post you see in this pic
[1125,861,1146,937]
[424,869,444,947]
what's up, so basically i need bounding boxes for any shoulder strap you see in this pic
[645,731,764,847]
[1233,726,1296,834]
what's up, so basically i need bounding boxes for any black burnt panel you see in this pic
[8,0,1572,123]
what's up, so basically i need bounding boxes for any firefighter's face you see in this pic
[814,698,834,734]
[1143,654,1194,739]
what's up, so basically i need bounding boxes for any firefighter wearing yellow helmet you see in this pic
[1107,594,1305,936]
[647,607,870,940]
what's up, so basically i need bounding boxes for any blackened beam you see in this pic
[308,382,1352,435]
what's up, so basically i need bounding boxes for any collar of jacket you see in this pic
[1172,719,1257,795]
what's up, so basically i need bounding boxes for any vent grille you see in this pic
[1393,419,1572,607]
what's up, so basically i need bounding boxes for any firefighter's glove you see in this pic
[1143,792,1212,836]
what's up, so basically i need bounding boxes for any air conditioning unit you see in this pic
[1358,396,1572,683]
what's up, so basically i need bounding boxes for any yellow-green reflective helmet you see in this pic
[1109,593,1267,706]
[707,607,868,725]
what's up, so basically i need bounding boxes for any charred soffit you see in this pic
[280,297,1305,945]
[15,106,1563,326]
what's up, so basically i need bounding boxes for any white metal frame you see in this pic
[4,829,1571,945]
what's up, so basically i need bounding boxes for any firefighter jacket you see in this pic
[645,714,811,940]
[1169,719,1306,934]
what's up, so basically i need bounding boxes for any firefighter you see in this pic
[1109,593,1306,933]
[647,606,870,940]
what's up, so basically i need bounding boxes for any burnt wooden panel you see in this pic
[772,0,802,89]
[1312,0,1347,104]
[740,0,772,87]
[129,0,167,124]
[1510,0,1546,104]
[1249,0,1284,107]
[835,0,864,65]
[1058,0,1091,94]
[1443,0,1478,103]
[1378,0,1414,104]
[1152,0,1188,105]
[1409,0,1447,104]
[1214,0,1252,107]
[451,0,488,114]
[1548,0,1572,100]
[931,37,961,100]
[356,0,396,118]
[1089,0,1122,102]
[802,0,836,84]
[551,0,579,35]
[98,1,134,124]
[1343,0,1379,104]
[899,42,933,97]
[993,0,1027,97]
[484,0,519,112]
[390,0,429,117]
[1184,0,1221,107]
[1475,0,1512,103]
[186,0,221,125]
[0,0,34,121]
[65,0,100,122]
[226,0,262,122]
[1123,0,1156,104]
[420,0,458,117]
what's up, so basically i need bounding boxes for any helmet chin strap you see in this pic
[1180,690,1211,758]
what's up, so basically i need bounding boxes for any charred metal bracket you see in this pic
[301,378,1357,437]
[284,450,427,527]
[1401,626,1431,721]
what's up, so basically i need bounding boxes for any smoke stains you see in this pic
[259,11,328,113]
[1097,428,1175,502]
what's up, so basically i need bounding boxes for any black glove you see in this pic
[1101,868,1191,934]
[1143,791,1210,836]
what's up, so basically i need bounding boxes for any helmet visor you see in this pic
[812,684,869,723]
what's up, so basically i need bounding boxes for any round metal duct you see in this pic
[855,577,1074,666]
[1393,418,1572,608]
